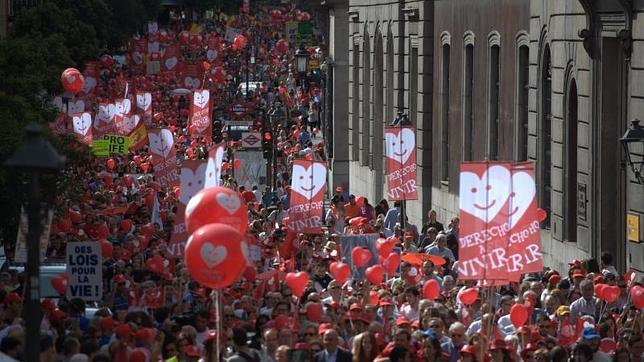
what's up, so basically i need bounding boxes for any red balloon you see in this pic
[184,224,247,289]
[305,302,323,322]
[368,290,379,305]
[97,224,109,239]
[329,262,350,284]
[510,304,529,327]
[285,272,308,298]
[185,186,249,235]
[145,255,164,274]
[423,280,440,300]
[536,208,548,222]
[631,285,644,309]
[276,39,289,54]
[51,273,69,295]
[120,219,133,233]
[232,34,247,51]
[106,158,116,170]
[100,239,113,258]
[61,68,85,94]
[459,288,479,305]
[69,210,82,224]
[382,252,400,276]
[376,238,394,258]
[365,265,384,284]
[233,159,241,170]
[595,284,607,300]
[133,155,142,165]
[351,247,372,267]
[603,285,621,303]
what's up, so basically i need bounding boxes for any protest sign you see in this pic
[339,234,381,279]
[385,126,418,200]
[66,242,102,301]
[288,160,327,234]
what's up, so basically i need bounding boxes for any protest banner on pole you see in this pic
[288,160,327,234]
[66,242,103,301]
[384,126,418,200]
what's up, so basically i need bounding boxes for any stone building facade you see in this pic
[326,0,644,272]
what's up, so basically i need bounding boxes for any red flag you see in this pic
[148,128,179,187]
[384,126,418,200]
[189,89,212,143]
[288,160,327,234]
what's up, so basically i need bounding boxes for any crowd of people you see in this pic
[0,3,642,362]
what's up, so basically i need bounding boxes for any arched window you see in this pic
[515,32,529,161]
[441,43,451,181]
[487,32,501,160]
[565,78,578,242]
[352,42,360,161]
[539,45,552,228]
[386,29,394,123]
[361,30,371,166]
[463,31,475,161]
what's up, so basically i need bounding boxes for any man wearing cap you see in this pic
[579,326,611,362]
[570,279,597,322]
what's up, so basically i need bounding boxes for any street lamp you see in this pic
[620,119,644,184]
[295,46,310,75]
[3,123,65,362]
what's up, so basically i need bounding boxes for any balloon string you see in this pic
[215,289,220,362]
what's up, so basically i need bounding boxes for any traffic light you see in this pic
[262,131,273,159]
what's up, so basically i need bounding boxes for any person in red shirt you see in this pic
[344,195,360,221]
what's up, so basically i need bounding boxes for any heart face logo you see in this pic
[291,163,326,199]
[385,128,415,165]
[149,129,174,158]
[121,115,140,134]
[215,192,241,215]
[200,243,227,268]
[504,171,536,228]
[82,76,97,93]
[185,190,204,218]
[193,90,210,109]
[165,57,178,70]
[459,165,511,224]
[136,93,152,110]
[132,51,144,65]
[96,103,116,125]
[67,100,85,116]
[185,77,201,89]
[204,146,224,188]
[179,163,207,205]
[206,49,218,61]
[73,113,92,135]
[116,99,132,116]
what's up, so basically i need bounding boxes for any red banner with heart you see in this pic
[148,128,179,187]
[384,126,418,201]
[189,89,212,143]
[163,45,181,73]
[288,160,327,234]
[136,92,153,125]
[72,112,93,144]
[181,63,202,90]
[169,159,218,256]
[457,162,542,282]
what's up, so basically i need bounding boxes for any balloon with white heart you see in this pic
[385,127,416,165]
[184,223,247,289]
[148,129,174,158]
[290,162,327,200]
[459,165,512,224]
[73,112,92,135]
[184,186,248,234]
[193,89,210,109]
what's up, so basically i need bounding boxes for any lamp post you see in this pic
[3,123,65,362]
[295,46,310,86]
[620,119,644,185]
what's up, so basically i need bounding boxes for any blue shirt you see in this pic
[384,207,399,230]
[426,245,456,263]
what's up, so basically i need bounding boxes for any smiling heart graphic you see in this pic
[165,57,178,70]
[193,90,210,109]
[179,163,207,205]
[116,99,132,116]
[459,165,511,224]
[120,115,140,134]
[200,243,227,268]
[215,193,241,215]
[204,146,224,188]
[385,128,416,165]
[149,129,174,158]
[505,171,536,228]
[96,103,115,125]
[132,51,144,65]
[291,163,326,199]
[136,93,152,110]
[73,113,92,135]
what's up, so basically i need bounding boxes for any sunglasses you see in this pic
[429,325,440,328]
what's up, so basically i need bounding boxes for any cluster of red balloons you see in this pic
[183,186,249,289]
[595,283,622,304]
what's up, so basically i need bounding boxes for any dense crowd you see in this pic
[0,4,642,362]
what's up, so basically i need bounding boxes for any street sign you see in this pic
[241,132,262,148]
[224,120,253,127]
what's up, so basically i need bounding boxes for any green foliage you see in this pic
[0,0,161,253]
